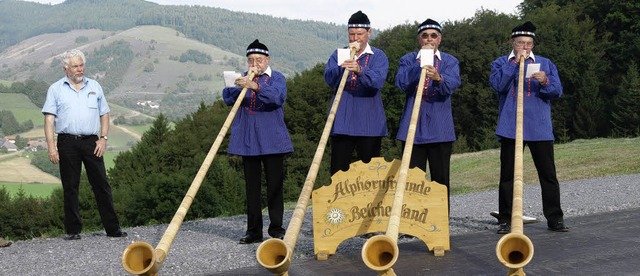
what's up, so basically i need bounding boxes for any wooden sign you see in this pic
[312,157,450,260]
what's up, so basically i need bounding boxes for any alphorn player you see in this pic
[324,10,389,175]
[223,39,293,244]
[490,21,569,234]
[395,18,461,212]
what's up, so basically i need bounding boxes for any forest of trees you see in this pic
[1,0,639,240]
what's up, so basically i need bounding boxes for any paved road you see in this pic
[209,207,640,275]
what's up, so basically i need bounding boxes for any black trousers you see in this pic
[242,154,286,238]
[405,142,452,208]
[330,135,382,175]
[498,138,564,225]
[57,135,120,235]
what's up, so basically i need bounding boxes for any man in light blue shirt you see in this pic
[42,49,126,240]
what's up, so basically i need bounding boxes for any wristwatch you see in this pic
[100,136,108,140]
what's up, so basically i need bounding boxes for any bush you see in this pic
[0,187,64,240]
[0,171,125,240]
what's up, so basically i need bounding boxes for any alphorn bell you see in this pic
[361,63,430,276]
[495,55,534,276]
[121,71,256,276]
[256,45,359,275]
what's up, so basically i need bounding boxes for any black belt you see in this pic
[58,134,98,140]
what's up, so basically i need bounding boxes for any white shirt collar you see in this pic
[356,43,375,59]
[263,66,272,77]
[508,51,536,62]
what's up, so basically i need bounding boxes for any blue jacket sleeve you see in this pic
[538,60,562,100]
[431,54,461,96]
[222,86,242,106]
[395,53,422,95]
[490,56,518,95]
[324,50,342,88]
[255,72,287,107]
[357,49,389,94]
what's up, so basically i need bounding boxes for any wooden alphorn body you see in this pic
[256,46,359,275]
[360,67,428,276]
[495,55,534,276]
[120,72,256,275]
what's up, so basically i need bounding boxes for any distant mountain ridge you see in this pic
[0,0,351,119]
[0,0,349,75]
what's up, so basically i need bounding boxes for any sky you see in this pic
[25,0,523,30]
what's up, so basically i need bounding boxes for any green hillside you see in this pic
[0,93,43,127]
[0,0,346,76]
[0,0,348,121]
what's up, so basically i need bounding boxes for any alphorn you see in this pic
[256,45,359,275]
[361,65,429,276]
[495,55,534,276]
[121,71,256,276]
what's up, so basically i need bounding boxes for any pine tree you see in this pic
[611,62,640,137]
[109,113,172,189]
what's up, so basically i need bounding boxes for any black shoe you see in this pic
[271,233,285,240]
[548,221,569,232]
[239,235,263,244]
[107,230,128,238]
[65,233,81,240]
[497,223,511,234]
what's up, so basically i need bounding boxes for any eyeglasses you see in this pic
[514,40,534,47]
[421,32,439,39]
[247,57,265,64]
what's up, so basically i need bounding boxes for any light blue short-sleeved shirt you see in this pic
[41,76,110,135]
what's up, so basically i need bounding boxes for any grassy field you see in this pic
[449,137,640,194]
[103,150,119,170]
[124,124,153,136]
[0,182,60,198]
[0,93,44,126]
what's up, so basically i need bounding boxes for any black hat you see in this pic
[348,10,370,29]
[246,39,269,56]
[511,21,536,38]
[417,18,442,34]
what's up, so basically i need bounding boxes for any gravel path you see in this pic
[1,174,638,275]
